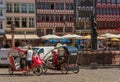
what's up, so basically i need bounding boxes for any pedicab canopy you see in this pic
[62,46,78,64]
[62,46,78,55]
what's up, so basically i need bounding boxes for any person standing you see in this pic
[26,46,34,72]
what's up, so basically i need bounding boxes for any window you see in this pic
[29,3,34,13]
[14,3,20,13]
[113,8,116,15]
[86,22,91,29]
[97,8,100,14]
[76,22,84,30]
[86,0,93,6]
[6,17,12,25]
[14,18,20,27]
[117,21,119,28]
[46,3,51,9]
[0,21,2,29]
[56,3,64,10]
[66,3,69,10]
[117,8,120,15]
[111,0,116,3]
[39,2,55,10]
[106,21,109,28]
[41,2,45,9]
[65,15,69,21]
[65,3,73,10]
[0,9,3,16]
[101,0,106,3]
[22,3,27,13]
[0,0,2,4]
[69,3,73,10]
[65,27,72,32]
[103,8,106,14]
[46,29,53,35]
[60,15,63,21]
[98,21,103,28]
[50,3,54,9]
[22,18,27,27]
[116,8,119,15]
[109,21,113,28]
[81,0,86,6]
[69,15,74,22]
[107,0,111,2]
[109,8,113,15]
[114,22,117,28]
[55,15,60,21]
[37,15,41,22]
[55,15,63,22]
[37,2,41,9]
[49,15,54,22]
[6,3,12,13]
[42,15,45,21]
[100,8,102,14]
[97,0,101,3]
[29,18,34,27]
[55,27,63,32]
[46,15,49,21]
[118,0,120,3]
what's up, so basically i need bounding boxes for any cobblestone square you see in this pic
[0,68,120,82]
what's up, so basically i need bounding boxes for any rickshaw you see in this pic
[42,46,79,74]
[8,47,43,76]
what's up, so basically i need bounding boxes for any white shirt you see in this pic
[26,49,33,60]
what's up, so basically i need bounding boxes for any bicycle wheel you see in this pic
[73,65,79,74]
[60,63,68,74]
[33,65,43,76]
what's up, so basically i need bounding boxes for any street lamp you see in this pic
[10,23,15,47]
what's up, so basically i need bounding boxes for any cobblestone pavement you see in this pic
[0,68,120,82]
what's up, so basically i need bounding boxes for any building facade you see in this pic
[75,0,94,35]
[0,0,5,48]
[96,0,120,34]
[5,0,39,47]
[36,0,74,36]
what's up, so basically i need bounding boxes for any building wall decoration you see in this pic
[36,0,74,36]
[96,0,120,34]
[75,0,94,35]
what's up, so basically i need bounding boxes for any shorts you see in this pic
[26,60,32,67]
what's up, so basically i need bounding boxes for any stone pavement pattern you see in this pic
[0,68,120,82]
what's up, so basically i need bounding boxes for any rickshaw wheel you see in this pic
[60,63,68,74]
[73,65,79,74]
[8,65,14,75]
[45,56,54,68]
[42,65,47,74]
[33,65,43,76]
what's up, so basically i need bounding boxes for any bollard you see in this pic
[90,62,98,69]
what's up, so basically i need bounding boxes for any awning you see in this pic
[6,34,40,40]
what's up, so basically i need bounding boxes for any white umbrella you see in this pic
[41,34,62,39]
[100,33,117,38]
[62,34,82,39]
[116,34,120,38]
[72,34,83,38]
